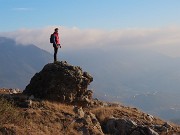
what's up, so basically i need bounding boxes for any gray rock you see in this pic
[73,106,85,118]
[23,61,93,105]
[131,126,159,135]
[18,99,32,108]
[72,112,104,135]
[29,95,34,100]
[148,127,159,135]
[163,122,172,129]
[153,124,169,132]
[147,114,154,122]
[106,117,137,135]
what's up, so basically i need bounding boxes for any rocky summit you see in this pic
[23,61,93,105]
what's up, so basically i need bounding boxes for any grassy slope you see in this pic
[0,90,180,135]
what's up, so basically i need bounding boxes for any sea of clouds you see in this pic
[1,26,180,57]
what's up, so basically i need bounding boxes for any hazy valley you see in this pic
[0,37,180,124]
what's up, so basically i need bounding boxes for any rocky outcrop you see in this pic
[105,117,137,134]
[23,61,93,105]
[72,107,104,135]
[105,117,159,135]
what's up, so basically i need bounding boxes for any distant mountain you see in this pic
[62,47,180,121]
[0,37,52,89]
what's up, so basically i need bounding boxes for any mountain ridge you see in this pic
[0,37,52,89]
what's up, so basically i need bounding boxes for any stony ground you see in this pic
[0,88,180,135]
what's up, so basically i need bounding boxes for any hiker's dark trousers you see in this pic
[53,44,58,62]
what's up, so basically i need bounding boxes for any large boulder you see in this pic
[105,117,137,135]
[23,61,93,104]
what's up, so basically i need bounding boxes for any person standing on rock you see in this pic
[51,28,61,62]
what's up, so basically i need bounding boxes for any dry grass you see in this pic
[0,97,24,127]
[91,106,180,135]
[0,98,79,135]
[0,95,180,135]
[18,101,77,135]
[91,107,113,123]
[91,106,164,125]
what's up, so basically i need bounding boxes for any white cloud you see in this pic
[1,26,180,57]
[12,8,32,11]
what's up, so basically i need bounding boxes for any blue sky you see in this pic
[1,0,180,58]
[1,0,180,31]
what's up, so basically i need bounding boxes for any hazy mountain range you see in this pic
[0,37,179,124]
[0,37,52,89]
[63,46,180,122]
